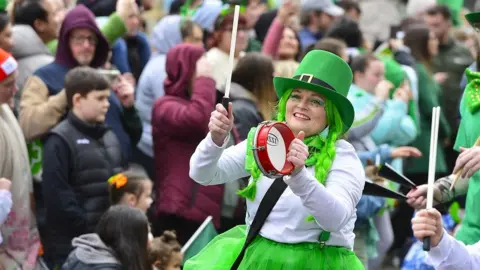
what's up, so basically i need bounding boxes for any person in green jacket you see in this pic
[403,23,451,181]
[407,10,480,246]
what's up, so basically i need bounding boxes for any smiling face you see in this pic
[285,89,327,137]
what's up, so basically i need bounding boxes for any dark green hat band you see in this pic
[293,74,336,92]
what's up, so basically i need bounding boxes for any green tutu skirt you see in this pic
[184,225,365,270]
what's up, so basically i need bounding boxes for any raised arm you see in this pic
[190,101,252,185]
[189,133,250,185]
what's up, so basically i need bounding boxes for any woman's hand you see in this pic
[209,103,234,147]
[412,209,444,247]
[393,84,412,103]
[374,80,394,101]
[391,146,422,159]
[277,0,299,25]
[453,146,480,179]
[287,131,308,174]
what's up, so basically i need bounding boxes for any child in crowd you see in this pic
[108,165,154,240]
[0,177,12,245]
[62,205,151,270]
[108,166,153,213]
[148,231,183,270]
[42,67,127,268]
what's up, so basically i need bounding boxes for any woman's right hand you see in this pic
[412,209,444,247]
[374,80,394,101]
[209,103,234,147]
[277,0,299,25]
[391,146,422,159]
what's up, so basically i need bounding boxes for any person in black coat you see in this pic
[62,205,151,270]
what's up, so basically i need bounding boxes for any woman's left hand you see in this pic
[287,131,308,174]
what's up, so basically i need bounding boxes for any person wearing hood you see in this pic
[151,44,218,244]
[135,15,203,180]
[19,4,142,161]
[62,205,151,270]
[12,0,133,112]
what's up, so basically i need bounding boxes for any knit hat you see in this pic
[0,48,17,82]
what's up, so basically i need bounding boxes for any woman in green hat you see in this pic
[184,50,365,269]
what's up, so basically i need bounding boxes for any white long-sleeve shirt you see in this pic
[428,230,480,270]
[0,189,12,244]
[189,133,365,249]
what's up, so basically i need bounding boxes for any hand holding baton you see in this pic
[424,106,440,251]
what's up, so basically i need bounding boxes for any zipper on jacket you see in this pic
[98,138,115,177]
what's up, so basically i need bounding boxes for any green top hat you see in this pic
[273,50,355,135]
[465,11,480,31]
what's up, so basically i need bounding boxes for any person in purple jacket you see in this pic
[151,44,220,245]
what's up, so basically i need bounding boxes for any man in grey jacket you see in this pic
[12,0,64,109]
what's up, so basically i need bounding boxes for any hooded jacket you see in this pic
[20,5,141,157]
[151,44,223,227]
[55,5,109,69]
[62,234,121,270]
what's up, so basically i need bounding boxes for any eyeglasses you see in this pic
[71,35,98,46]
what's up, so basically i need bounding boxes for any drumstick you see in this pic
[449,136,480,191]
[424,106,440,251]
[222,5,240,111]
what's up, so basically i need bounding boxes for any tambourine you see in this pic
[252,121,296,178]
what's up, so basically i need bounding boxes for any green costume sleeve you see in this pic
[47,12,127,55]
[454,68,480,150]
[100,12,127,45]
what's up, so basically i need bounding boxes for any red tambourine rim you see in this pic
[252,122,295,178]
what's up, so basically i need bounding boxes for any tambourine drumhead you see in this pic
[252,121,295,178]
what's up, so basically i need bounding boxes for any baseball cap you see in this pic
[301,0,344,17]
